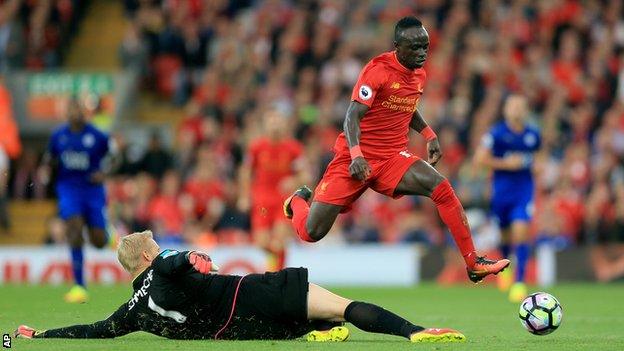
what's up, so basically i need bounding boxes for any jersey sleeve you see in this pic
[37,303,137,338]
[94,129,110,158]
[351,61,387,108]
[100,132,110,156]
[151,249,192,278]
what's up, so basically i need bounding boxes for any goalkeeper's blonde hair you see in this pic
[117,230,154,273]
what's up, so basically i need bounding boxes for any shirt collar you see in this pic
[131,267,149,289]
[392,51,416,74]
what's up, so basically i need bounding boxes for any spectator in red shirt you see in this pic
[183,143,225,225]
[148,170,185,242]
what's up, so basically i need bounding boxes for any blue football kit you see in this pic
[482,121,540,228]
[48,123,109,229]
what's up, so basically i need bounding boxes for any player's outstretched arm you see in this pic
[37,151,56,185]
[16,304,137,339]
[344,101,371,181]
[410,109,442,166]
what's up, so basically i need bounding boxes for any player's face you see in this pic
[264,111,287,139]
[394,26,429,69]
[503,95,528,125]
[67,101,85,125]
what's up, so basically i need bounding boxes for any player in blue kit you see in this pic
[40,98,115,303]
[474,94,540,302]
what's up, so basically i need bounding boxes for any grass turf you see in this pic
[1,283,623,350]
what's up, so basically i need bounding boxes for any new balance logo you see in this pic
[391,82,400,89]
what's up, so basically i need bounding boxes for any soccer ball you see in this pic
[518,292,563,335]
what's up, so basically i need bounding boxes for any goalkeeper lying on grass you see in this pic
[15,231,465,343]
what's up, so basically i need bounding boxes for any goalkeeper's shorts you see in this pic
[216,267,312,340]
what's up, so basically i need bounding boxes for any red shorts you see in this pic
[251,197,287,232]
[313,150,420,211]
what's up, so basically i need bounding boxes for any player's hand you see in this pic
[89,171,105,184]
[349,156,371,181]
[427,138,443,167]
[14,325,40,339]
[188,251,220,274]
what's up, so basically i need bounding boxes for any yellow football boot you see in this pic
[306,326,350,342]
[410,328,466,342]
[64,285,88,304]
[497,265,513,291]
[509,282,528,303]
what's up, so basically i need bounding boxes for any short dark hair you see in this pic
[394,16,423,42]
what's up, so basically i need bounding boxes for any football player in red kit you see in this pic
[284,16,509,283]
[239,109,307,271]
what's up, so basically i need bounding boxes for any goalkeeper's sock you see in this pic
[430,180,477,268]
[70,247,85,287]
[291,197,315,242]
[344,301,424,339]
[514,243,529,282]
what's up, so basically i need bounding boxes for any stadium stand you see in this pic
[3,1,624,281]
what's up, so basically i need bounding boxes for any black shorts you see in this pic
[218,267,312,340]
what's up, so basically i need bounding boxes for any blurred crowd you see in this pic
[0,0,83,70]
[5,1,624,265]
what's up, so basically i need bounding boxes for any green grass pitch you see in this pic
[1,283,623,350]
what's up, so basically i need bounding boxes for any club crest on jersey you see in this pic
[82,133,95,148]
[524,133,537,147]
[359,85,372,100]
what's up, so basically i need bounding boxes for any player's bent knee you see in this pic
[89,230,108,248]
[66,229,84,247]
[305,223,328,242]
[68,235,84,248]
[92,239,107,249]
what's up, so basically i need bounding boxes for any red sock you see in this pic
[291,196,315,242]
[430,180,477,268]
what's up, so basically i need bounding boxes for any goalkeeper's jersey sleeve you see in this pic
[37,303,137,338]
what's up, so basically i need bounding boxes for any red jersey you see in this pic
[248,137,303,198]
[334,51,426,159]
